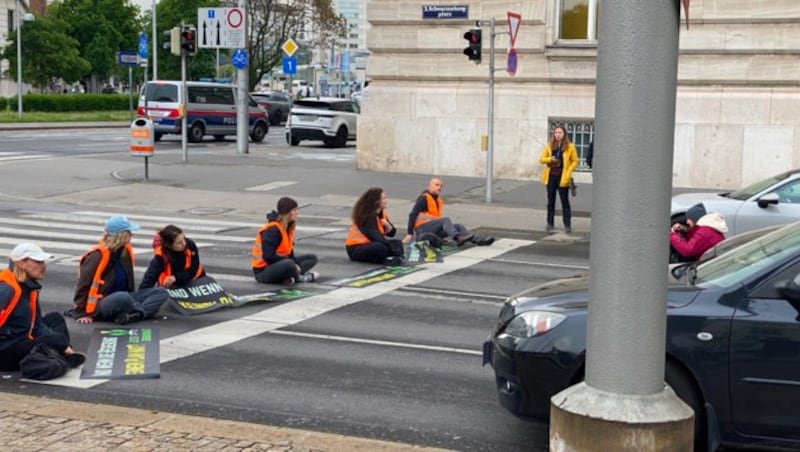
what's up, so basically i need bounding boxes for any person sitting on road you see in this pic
[345,187,405,266]
[252,197,319,285]
[0,243,85,371]
[140,224,206,290]
[403,177,495,247]
[71,216,169,325]
[670,203,728,262]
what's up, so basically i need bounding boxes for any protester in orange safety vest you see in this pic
[0,243,85,371]
[70,216,168,325]
[252,197,319,285]
[345,187,404,265]
[403,177,495,247]
[140,224,205,289]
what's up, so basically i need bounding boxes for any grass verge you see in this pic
[0,110,133,123]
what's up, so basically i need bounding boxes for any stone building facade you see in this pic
[358,0,800,189]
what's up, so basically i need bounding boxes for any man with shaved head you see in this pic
[403,177,494,247]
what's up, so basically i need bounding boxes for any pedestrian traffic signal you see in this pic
[181,26,197,56]
[463,29,482,63]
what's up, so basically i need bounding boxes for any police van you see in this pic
[137,81,270,143]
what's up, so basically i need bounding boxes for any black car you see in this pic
[252,91,291,125]
[484,222,800,451]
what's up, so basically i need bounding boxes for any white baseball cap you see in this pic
[9,243,54,262]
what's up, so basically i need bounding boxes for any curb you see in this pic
[0,121,130,131]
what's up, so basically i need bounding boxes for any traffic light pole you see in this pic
[479,17,507,203]
[181,51,188,163]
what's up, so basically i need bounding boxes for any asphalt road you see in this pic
[0,129,599,451]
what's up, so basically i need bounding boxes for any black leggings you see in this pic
[347,240,403,264]
[254,255,318,284]
[0,313,71,371]
[546,176,571,228]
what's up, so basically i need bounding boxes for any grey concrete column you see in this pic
[550,0,694,449]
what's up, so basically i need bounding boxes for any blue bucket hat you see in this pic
[685,203,707,223]
[105,216,141,234]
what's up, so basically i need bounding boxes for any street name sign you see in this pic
[422,5,468,19]
[116,51,139,67]
[198,7,246,49]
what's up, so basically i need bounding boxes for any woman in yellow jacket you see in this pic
[539,124,579,233]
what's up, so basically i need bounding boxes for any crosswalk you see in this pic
[0,151,50,164]
[0,210,343,282]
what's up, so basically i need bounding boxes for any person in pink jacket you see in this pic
[670,203,728,262]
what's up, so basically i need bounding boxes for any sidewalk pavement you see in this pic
[0,392,448,451]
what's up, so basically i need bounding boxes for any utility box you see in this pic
[130,118,155,157]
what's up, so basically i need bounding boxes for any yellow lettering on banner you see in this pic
[178,300,216,309]
[125,344,146,375]
[219,296,234,304]
[349,272,395,288]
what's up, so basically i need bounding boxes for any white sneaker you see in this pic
[298,271,319,283]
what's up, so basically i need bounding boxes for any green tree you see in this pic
[152,0,219,82]
[248,0,345,91]
[49,0,141,91]
[1,15,90,90]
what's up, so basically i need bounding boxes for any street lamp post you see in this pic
[152,0,157,80]
[16,0,34,118]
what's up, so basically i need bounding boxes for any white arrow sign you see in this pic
[508,11,521,48]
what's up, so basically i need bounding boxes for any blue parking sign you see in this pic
[283,57,297,75]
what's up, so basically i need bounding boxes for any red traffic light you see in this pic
[463,29,482,62]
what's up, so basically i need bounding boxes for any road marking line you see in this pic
[74,211,340,233]
[245,181,298,192]
[40,238,533,388]
[492,257,589,270]
[269,330,481,356]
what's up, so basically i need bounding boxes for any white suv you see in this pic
[285,97,359,147]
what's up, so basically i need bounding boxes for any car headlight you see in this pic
[503,311,566,338]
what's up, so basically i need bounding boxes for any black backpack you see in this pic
[20,343,69,380]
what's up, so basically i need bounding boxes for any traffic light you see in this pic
[463,29,482,63]
[181,26,197,56]
[164,27,180,56]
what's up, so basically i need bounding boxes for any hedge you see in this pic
[2,94,130,112]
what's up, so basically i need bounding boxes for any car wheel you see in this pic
[250,122,268,143]
[286,133,300,146]
[333,126,347,147]
[188,122,205,143]
[213,135,225,141]
[665,360,707,452]
[154,132,163,142]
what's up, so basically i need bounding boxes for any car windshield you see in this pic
[144,84,178,102]
[294,100,331,110]
[695,222,800,286]
[726,171,792,200]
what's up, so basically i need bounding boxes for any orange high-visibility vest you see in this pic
[345,211,388,246]
[154,246,204,286]
[251,221,294,269]
[413,193,443,229]
[0,268,37,339]
[79,242,135,314]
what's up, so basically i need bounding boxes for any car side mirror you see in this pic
[757,192,780,208]
[777,274,800,301]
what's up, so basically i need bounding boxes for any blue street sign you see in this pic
[507,48,518,76]
[422,5,468,19]
[117,51,139,67]
[282,56,297,75]
[341,53,350,72]
[138,33,148,59]
[231,49,249,69]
